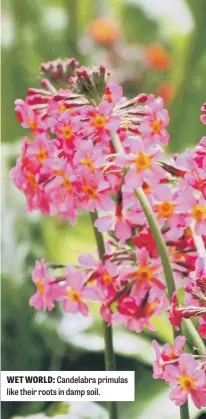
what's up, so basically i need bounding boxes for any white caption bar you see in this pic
[1,371,135,402]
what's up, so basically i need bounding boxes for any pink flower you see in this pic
[200,103,206,125]
[29,259,62,311]
[126,248,165,293]
[122,181,170,209]
[15,99,47,133]
[165,354,206,408]
[84,101,119,142]
[94,209,132,243]
[152,336,186,379]
[94,199,146,244]
[78,253,119,300]
[154,189,187,240]
[50,110,82,153]
[175,141,206,198]
[198,315,206,339]
[73,140,104,172]
[26,134,56,167]
[104,83,123,104]
[167,293,183,330]
[77,167,114,212]
[138,95,170,145]
[63,267,89,316]
[115,137,165,188]
[44,159,77,223]
[116,284,165,333]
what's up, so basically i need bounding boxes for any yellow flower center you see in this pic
[102,273,113,285]
[152,119,161,135]
[157,201,174,218]
[28,119,38,131]
[93,114,107,129]
[59,104,67,112]
[36,279,45,295]
[67,289,82,303]
[167,351,178,360]
[144,301,157,316]
[135,151,151,171]
[82,183,98,199]
[136,266,153,282]
[36,148,48,164]
[62,176,73,193]
[105,92,112,102]
[60,125,73,140]
[178,375,195,392]
[191,204,206,222]
[25,173,38,188]
[81,157,94,172]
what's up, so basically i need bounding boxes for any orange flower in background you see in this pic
[157,81,175,105]
[88,17,121,46]
[146,43,172,71]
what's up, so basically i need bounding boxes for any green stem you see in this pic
[134,187,175,300]
[182,319,206,355]
[90,211,118,419]
[180,402,190,419]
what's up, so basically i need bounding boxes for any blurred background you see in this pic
[1,1,206,418]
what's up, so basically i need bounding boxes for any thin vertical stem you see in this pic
[180,402,190,419]
[90,211,118,419]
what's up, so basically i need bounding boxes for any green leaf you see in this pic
[169,0,206,151]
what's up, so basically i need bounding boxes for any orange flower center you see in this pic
[62,176,73,193]
[82,183,98,199]
[25,173,38,188]
[36,148,48,164]
[36,278,45,295]
[61,125,73,140]
[178,375,195,392]
[144,301,157,316]
[157,201,174,218]
[136,266,153,282]
[102,273,113,285]
[167,351,178,360]
[105,92,112,103]
[59,104,67,112]
[67,289,82,303]
[191,204,206,222]
[135,151,151,171]
[92,114,107,129]
[81,157,94,172]
[152,120,161,135]
[28,119,38,131]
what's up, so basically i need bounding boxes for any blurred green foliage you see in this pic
[1,1,206,418]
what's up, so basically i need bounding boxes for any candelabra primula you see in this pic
[10,59,206,417]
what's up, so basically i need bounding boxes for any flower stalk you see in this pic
[180,402,190,419]
[90,211,118,419]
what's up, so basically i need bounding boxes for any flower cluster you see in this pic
[153,337,206,408]
[168,257,206,339]
[10,59,206,410]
